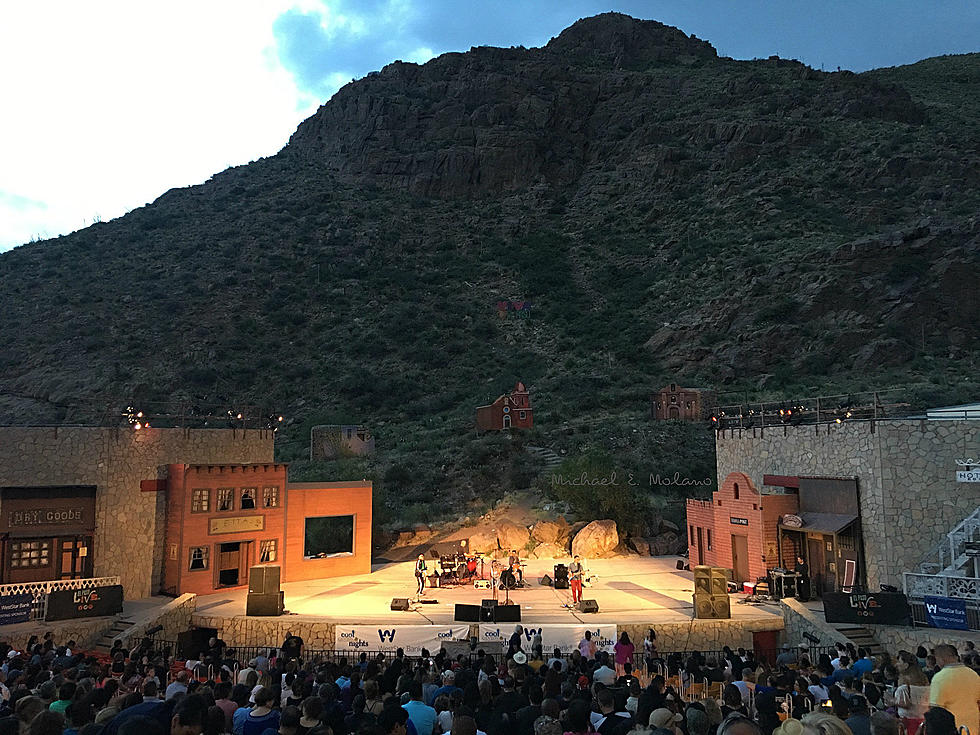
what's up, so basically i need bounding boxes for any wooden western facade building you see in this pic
[164,464,372,596]
[686,471,864,595]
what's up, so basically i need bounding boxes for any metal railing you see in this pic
[904,572,980,602]
[710,389,908,430]
[0,576,121,620]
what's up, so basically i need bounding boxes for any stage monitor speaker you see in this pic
[494,604,522,623]
[390,598,410,611]
[710,567,729,596]
[693,565,712,595]
[480,599,497,622]
[454,604,481,622]
[693,593,731,620]
[553,564,570,589]
[249,565,281,594]
[539,574,553,587]
[246,591,284,617]
[177,627,217,659]
[576,600,599,614]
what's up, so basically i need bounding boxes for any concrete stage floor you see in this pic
[194,557,784,625]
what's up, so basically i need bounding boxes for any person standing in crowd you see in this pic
[643,629,658,673]
[569,556,584,605]
[929,644,980,735]
[614,632,634,676]
[578,631,596,661]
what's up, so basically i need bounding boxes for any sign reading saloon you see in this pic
[334,625,469,655]
[478,623,617,654]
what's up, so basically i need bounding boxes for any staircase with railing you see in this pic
[917,506,980,577]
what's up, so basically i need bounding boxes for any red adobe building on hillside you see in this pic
[476,382,533,431]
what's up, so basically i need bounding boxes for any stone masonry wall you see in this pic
[0,427,274,599]
[120,594,198,650]
[715,420,980,590]
[868,623,978,653]
[780,598,848,650]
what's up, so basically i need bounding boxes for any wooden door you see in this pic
[217,542,241,587]
[58,536,93,580]
[696,527,705,565]
[731,534,749,583]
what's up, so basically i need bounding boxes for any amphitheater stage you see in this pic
[193,556,783,627]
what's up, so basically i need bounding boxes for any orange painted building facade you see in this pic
[164,465,371,596]
[686,472,799,584]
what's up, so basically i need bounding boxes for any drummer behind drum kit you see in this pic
[427,552,484,588]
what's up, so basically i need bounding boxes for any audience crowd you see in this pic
[0,628,976,735]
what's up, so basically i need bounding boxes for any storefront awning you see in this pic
[782,511,859,535]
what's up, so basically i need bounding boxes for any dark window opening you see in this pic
[305,515,354,558]
[734,483,740,500]
[240,487,256,510]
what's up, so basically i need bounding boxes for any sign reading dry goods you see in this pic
[209,516,265,535]
[8,508,84,527]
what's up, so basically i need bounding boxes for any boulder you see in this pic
[629,537,651,556]
[468,528,499,554]
[532,520,562,544]
[650,531,680,556]
[530,542,568,560]
[495,520,530,551]
[659,519,680,533]
[571,520,619,558]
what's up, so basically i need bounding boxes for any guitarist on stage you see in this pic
[415,554,427,597]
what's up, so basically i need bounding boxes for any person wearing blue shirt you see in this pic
[402,681,436,735]
[851,649,873,677]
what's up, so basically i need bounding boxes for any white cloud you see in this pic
[0,1,319,251]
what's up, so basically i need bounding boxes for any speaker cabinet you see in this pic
[693,593,731,619]
[494,604,522,623]
[693,565,712,595]
[454,604,481,622]
[710,567,729,596]
[246,591,284,616]
[539,574,553,587]
[390,598,410,611]
[249,565,281,594]
[481,599,497,622]
[553,564,570,589]
[577,599,599,614]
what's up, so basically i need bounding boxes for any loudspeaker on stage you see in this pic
[390,598,410,611]
[576,599,599,614]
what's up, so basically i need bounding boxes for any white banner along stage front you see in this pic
[334,625,470,655]
[478,623,617,653]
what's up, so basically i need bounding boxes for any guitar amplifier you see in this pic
[473,579,491,589]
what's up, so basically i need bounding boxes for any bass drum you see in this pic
[500,569,517,589]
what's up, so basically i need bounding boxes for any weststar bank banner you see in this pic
[334,625,469,655]
[479,623,617,653]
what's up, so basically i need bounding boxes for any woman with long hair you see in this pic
[893,665,929,735]
[614,632,635,677]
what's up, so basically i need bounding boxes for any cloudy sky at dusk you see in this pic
[1,1,977,251]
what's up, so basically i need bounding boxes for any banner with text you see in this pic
[478,623,617,653]
[924,595,969,631]
[0,594,33,625]
[45,585,123,621]
[334,625,469,655]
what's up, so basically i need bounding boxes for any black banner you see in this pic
[823,591,910,626]
[45,585,123,621]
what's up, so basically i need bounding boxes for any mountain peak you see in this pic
[544,13,717,67]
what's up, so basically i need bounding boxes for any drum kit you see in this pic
[428,553,483,588]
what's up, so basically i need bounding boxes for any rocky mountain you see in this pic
[0,14,977,524]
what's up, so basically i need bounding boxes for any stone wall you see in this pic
[0,616,117,650]
[780,598,848,650]
[120,594,198,650]
[190,615,785,655]
[0,427,274,598]
[190,615,336,651]
[868,623,978,653]
[715,420,980,590]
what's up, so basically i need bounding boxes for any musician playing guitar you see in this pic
[415,554,427,596]
[508,548,524,586]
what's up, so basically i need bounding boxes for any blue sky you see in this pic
[1,1,977,251]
